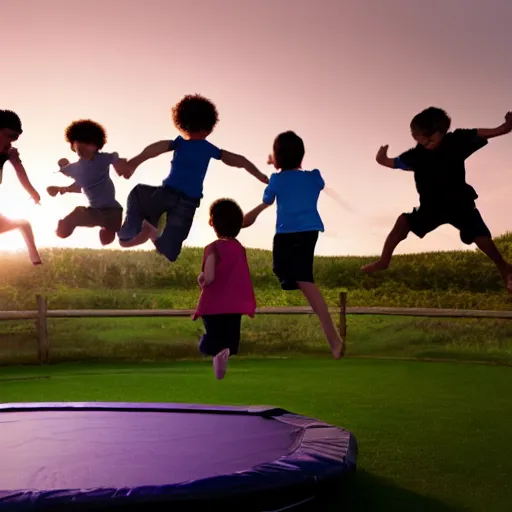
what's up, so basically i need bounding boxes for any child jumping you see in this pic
[193,198,256,380]
[47,120,128,246]
[118,94,268,263]
[362,107,512,291]
[242,131,345,359]
[0,110,42,265]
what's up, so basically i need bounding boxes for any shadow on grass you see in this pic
[323,471,465,511]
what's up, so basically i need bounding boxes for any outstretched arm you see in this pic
[8,149,41,204]
[242,203,271,228]
[112,157,130,177]
[221,150,269,184]
[476,111,512,139]
[124,140,173,178]
[47,182,81,196]
[375,145,398,169]
[376,145,414,171]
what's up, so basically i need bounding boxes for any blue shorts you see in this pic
[118,184,200,262]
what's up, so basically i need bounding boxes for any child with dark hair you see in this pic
[118,94,268,263]
[362,107,512,291]
[243,131,345,360]
[47,119,129,245]
[193,198,256,380]
[0,110,42,264]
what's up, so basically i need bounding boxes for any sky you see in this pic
[2,0,511,257]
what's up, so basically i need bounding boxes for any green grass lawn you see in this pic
[1,358,511,511]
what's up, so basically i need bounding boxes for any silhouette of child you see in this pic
[362,107,512,292]
[243,131,345,359]
[47,120,128,245]
[0,110,42,265]
[118,94,268,263]
[193,199,256,380]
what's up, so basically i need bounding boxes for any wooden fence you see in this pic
[2,293,512,364]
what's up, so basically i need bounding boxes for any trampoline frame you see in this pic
[0,402,358,511]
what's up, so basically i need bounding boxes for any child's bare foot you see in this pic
[499,264,512,293]
[99,228,116,246]
[361,259,390,273]
[213,348,230,379]
[330,338,345,360]
[142,220,159,242]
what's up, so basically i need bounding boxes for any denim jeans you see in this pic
[118,184,199,262]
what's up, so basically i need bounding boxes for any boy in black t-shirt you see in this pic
[362,107,512,291]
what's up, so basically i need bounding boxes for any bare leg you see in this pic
[213,348,230,379]
[362,214,410,272]
[298,282,344,359]
[474,236,512,292]
[11,220,41,265]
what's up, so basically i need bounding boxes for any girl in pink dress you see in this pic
[193,199,256,379]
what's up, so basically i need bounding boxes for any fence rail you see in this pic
[1,293,511,364]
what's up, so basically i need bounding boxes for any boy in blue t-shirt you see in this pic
[118,94,268,263]
[47,120,129,245]
[0,110,42,265]
[362,107,512,292]
[242,131,344,359]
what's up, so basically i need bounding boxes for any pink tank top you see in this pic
[193,239,256,319]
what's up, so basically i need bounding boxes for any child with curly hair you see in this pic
[362,107,512,291]
[118,94,268,263]
[193,198,256,380]
[47,120,129,245]
[0,110,42,264]
[243,131,345,360]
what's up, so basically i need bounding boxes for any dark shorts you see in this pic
[57,207,123,238]
[405,206,491,245]
[272,231,319,291]
[199,314,242,357]
[118,184,200,262]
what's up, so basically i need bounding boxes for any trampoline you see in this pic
[0,402,358,511]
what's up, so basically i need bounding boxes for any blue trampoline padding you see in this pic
[0,402,358,510]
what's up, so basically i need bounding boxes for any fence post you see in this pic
[339,291,347,340]
[36,295,49,364]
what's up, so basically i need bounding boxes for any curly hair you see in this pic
[172,94,219,135]
[0,110,22,133]
[272,131,305,170]
[209,198,244,238]
[410,107,451,137]
[65,119,107,149]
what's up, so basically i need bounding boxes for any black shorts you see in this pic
[199,314,242,357]
[272,231,318,291]
[405,206,491,245]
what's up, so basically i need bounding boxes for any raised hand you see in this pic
[505,111,512,128]
[47,186,62,197]
[376,145,389,164]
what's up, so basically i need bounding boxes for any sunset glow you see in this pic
[3,0,512,256]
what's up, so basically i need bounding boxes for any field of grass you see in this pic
[1,358,511,511]
[1,232,512,311]
[0,236,512,366]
